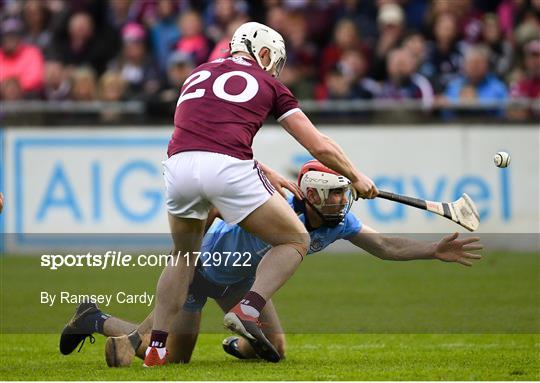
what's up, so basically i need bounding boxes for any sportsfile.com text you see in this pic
[40,251,253,270]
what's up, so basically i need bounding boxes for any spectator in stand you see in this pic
[69,66,97,101]
[109,22,160,100]
[98,71,126,102]
[403,31,429,73]
[318,66,354,100]
[98,70,127,122]
[513,0,540,47]
[282,0,337,50]
[455,0,484,43]
[0,77,24,100]
[508,38,540,120]
[22,0,52,51]
[320,18,369,81]
[107,0,138,29]
[372,2,405,81]
[204,0,247,44]
[421,12,466,94]
[37,0,69,41]
[159,50,195,103]
[279,12,317,99]
[444,44,508,118]
[497,0,526,41]
[427,0,484,43]
[0,0,532,115]
[377,47,434,108]
[342,49,380,98]
[52,11,120,75]
[481,13,513,78]
[149,0,181,75]
[208,17,248,62]
[316,49,379,101]
[0,18,44,96]
[42,59,71,100]
[265,5,288,38]
[333,0,379,48]
[516,0,540,27]
[175,10,211,66]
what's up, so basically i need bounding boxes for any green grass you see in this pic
[1,251,539,380]
[1,333,538,380]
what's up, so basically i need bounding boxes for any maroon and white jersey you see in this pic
[168,56,300,160]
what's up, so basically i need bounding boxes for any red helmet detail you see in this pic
[297,160,339,187]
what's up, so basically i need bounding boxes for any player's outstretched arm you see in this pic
[279,111,377,199]
[349,225,483,266]
[0,192,3,214]
[258,161,303,200]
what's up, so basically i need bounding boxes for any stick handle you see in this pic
[377,190,428,210]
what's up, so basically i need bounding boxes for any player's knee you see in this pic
[288,232,310,259]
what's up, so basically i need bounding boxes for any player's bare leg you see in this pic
[224,194,307,362]
[222,195,305,363]
[153,214,205,331]
[166,309,202,363]
[102,317,138,337]
[60,302,142,357]
[143,213,205,366]
[104,306,201,366]
[239,193,309,299]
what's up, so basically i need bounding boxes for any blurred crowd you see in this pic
[0,0,539,120]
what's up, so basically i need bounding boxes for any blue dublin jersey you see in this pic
[198,196,362,285]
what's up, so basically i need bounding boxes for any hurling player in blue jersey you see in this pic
[60,160,483,365]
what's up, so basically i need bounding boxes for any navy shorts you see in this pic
[183,267,255,312]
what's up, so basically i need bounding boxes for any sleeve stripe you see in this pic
[277,108,301,122]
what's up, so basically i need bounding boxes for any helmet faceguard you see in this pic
[298,160,354,227]
[229,22,287,77]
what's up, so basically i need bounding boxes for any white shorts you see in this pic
[163,151,275,224]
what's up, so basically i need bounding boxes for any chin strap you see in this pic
[304,199,343,228]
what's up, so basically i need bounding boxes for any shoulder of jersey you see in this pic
[207,57,252,68]
[345,210,360,225]
[209,57,275,78]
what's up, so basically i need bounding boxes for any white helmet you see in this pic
[229,22,287,77]
[298,160,354,226]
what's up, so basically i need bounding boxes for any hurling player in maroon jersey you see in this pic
[113,22,378,367]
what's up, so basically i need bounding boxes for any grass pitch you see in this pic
[1,333,538,380]
[1,250,539,380]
